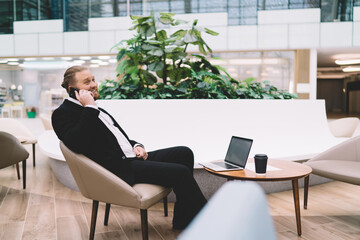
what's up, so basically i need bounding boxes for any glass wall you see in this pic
[90,0,128,18]
[0,0,358,33]
[0,0,14,34]
[321,0,353,22]
[64,0,88,31]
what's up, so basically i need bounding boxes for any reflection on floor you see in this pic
[0,143,359,239]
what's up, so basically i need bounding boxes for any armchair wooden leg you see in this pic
[32,144,36,167]
[140,209,148,240]
[90,200,99,240]
[304,175,309,209]
[163,197,168,217]
[16,163,20,180]
[104,203,111,226]
[22,159,26,189]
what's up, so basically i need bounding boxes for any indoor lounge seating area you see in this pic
[1,1,360,239]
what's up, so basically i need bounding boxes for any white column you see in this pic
[309,48,317,100]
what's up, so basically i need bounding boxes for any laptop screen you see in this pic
[225,136,253,167]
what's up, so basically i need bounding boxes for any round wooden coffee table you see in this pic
[204,159,312,236]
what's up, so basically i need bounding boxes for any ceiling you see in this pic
[317,47,360,79]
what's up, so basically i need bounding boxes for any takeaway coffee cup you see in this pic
[254,154,268,174]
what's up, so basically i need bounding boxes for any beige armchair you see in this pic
[304,135,360,209]
[328,117,359,137]
[60,141,172,240]
[0,118,37,167]
[0,132,29,189]
[39,113,53,130]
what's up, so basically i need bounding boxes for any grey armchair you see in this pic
[0,131,29,189]
[60,141,172,240]
[304,135,360,209]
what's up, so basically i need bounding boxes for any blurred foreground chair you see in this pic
[0,118,37,167]
[304,135,360,209]
[178,181,276,240]
[328,117,359,137]
[60,141,171,240]
[39,113,53,130]
[0,132,29,189]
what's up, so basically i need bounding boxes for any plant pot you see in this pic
[27,111,36,118]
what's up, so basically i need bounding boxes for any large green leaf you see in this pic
[184,32,197,43]
[148,61,164,72]
[204,28,219,36]
[142,44,159,51]
[148,49,164,56]
[139,25,155,37]
[141,70,158,85]
[157,30,168,41]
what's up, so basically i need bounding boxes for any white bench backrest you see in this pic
[98,99,345,162]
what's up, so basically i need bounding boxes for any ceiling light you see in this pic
[342,67,360,72]
[109,59,117,63]
[0,59,8,64]
[335,59,360,65]
[80,56,92,60]
[7,58,19,62]
[89,64,99,68]
[74,60,85,64]
[61,57,73,61]
[98,56,110,60]
[91,59,102,64]
[42,57,55,60]
[8,62,19,65]
[24,57,37,61]
[99,62,109,66]
[20,61,76,70]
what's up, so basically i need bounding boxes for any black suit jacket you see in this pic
[52,99,140,185]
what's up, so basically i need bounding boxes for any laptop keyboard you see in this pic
[213,162,241,169]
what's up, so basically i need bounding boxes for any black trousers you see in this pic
[130,146,207,229]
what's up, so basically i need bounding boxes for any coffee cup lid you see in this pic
[254,154,267,158]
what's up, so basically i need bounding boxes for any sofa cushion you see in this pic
[305,160,360,185]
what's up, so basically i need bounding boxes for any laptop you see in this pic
[200,136,253,172]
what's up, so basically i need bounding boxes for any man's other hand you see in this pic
[134,146,148,160]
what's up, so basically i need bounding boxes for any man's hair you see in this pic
[61,65,88,93]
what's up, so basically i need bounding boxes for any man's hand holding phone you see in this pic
[70,87,96,107]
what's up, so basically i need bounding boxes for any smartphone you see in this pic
[69,87,79,99]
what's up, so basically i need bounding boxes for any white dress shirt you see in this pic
[67,97,137,158]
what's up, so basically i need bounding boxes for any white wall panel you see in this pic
[115,30,137,43]
[64,32,89,54]
[39,33,63,55]
[89,31,116,54]
[14,20,63,34]
[14,34,38,55]
[227,26,257,50]
[289,23,320,48]
[89,17,132,31]
[354,7,360,21]
[258,9,320,25]
[320,22,352,47]
[258,25,288,49]
[354,22,360,46]
[0,35,14,56]
[176,12,228,27]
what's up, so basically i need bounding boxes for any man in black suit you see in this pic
[52,66,206,230]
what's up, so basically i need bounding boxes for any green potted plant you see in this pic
[99,12,297,100]
[26,106,36,118]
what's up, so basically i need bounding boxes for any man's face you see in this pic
[72,69,100,100]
